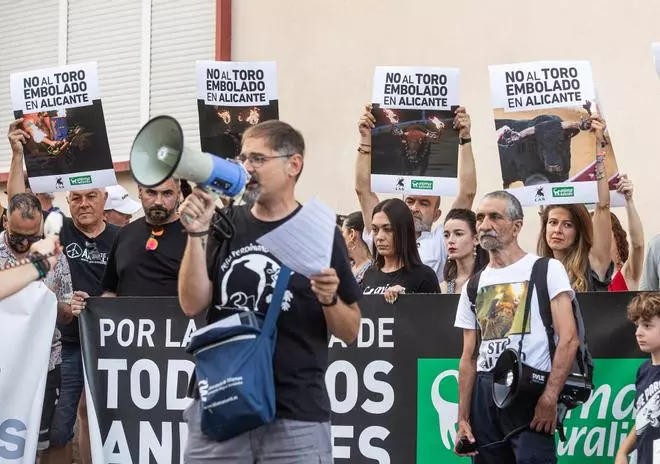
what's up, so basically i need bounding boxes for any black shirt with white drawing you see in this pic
[205,204,362,422]
[635,360,660,464]
[361,264,440,295]
[58,217,119,343]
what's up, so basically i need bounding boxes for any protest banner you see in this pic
[653,42,660,78]
[80,292,642,463]
[370,66,461,196]
[0,283,57,462]
[196,61,278,160]
[80,298,203,464]
[489,60,623,206]
[10,62,116,193]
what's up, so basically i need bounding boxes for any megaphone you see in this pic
[129,115,248,197]
[492,348,592,409]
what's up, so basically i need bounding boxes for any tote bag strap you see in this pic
[262,265,292,337]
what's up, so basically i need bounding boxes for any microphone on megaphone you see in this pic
[130,115,248,239]
[129,115,248,197]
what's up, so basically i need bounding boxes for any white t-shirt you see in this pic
[454,253,574,373]
[363,224,447,282]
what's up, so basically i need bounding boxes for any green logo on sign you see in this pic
[416,358,643,463]
[552,187,575,198]
[411,180,433,190]
[69,175,92,186]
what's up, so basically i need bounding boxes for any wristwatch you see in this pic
[459,137,472,145]
[321,294,338,307]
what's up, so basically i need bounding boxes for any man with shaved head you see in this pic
[7,119,119,464]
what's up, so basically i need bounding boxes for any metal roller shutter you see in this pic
[150,0,215,152]
[0,0,60,172]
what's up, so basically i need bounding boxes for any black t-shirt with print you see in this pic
[58,217,120,343]
[103,218,186,296]
[635,360,660,464]
[361,264,440,295]
[205,204,362,422]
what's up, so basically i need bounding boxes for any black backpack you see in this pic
[466,257,594,389]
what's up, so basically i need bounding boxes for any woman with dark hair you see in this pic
[605,176,644,291]
[341,211,372,285]
[537,117,613,291]
[441,208,489,294]
[361,198,439,303]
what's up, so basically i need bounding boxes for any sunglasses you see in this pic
[145,226,164,251]
[8,231,44,247]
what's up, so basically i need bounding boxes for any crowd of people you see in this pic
[0,103,659,464]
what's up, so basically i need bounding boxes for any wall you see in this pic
[231,0,660,251]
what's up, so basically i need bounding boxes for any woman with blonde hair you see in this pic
[537,118,613,291]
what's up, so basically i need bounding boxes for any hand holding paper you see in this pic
[256,197,336,278]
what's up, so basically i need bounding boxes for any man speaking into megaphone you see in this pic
[172,120,361,463]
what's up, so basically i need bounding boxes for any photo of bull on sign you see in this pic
[493,100,616,189]
[370,104,460,177]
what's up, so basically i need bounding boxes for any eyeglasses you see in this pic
[146,226,164,251]
[7,231,44,247]
[234,153,292,168]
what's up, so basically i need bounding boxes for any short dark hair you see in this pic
[372,198,421,270]
[8,192,42,221]
[344,211,368,249]
[243,120,305,181]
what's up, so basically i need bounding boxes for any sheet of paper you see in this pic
[257,196,336,278]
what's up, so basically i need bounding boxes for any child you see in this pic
[616,292,660,464]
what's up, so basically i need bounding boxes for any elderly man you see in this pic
[7,119,119,464]
[453,191,579,464]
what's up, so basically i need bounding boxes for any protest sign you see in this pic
[489,60,623,206]
[196,61,278,159]
[80,298,204,464]
[370,66,461,196]
[0,283,57,462]
[79,292,641,463]
[10,62,116,193]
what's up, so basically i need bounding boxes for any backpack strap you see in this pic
[530,257,555,361]
[466,270,483,360]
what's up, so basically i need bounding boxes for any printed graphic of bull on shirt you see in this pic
[476,282,530,340]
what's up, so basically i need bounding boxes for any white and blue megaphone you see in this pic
[129,115,248,197]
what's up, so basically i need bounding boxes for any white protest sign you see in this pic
[11,62,101,113]
[0,283,57,462]
[196,61,277,106]
[372,66,460,110]
[489,60,595,112]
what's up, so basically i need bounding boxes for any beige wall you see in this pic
[230,0,660,252]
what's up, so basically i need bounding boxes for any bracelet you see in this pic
[187,230,209,238]
[357,147,371,155]
[459,137,472,145]
[359,143,371,148]
[30,252,51,279]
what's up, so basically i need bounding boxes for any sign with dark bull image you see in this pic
[489,60,624,206]
[370,66,461,196]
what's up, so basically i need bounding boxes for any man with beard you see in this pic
[355,105,477,282]
[0,192,74,457]
[453,191,578,463]
[102,178,185,296]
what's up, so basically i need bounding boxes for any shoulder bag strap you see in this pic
[261,265,292,338]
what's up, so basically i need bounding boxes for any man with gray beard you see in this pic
[101,178,186,297]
